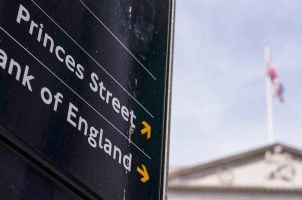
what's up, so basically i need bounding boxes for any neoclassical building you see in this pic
[168,143,302,200]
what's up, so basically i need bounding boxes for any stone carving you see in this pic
[217,166,234,186]
[265,145,296,181]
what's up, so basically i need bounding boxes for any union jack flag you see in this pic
[267,61,284,102]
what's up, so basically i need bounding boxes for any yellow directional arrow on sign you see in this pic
[140,121,151,140]
[137,164,149,183]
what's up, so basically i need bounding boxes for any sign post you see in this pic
[0,0,174,199]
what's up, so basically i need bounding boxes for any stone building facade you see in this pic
[168,143,302,200]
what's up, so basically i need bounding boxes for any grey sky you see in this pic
[170,0,302,165]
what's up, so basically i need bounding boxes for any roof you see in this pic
[169,143,302,192]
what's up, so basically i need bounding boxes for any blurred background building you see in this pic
[168,143,302,200]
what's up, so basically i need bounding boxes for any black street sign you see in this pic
[0,137,85,200]
[0,0,173,199]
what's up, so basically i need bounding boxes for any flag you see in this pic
[267,61,284,102]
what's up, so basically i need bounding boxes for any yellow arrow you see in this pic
[137,164,150,183]
[140,121,151,140]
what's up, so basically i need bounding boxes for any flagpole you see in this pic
[266,76,275,143]
[264,44,275,144]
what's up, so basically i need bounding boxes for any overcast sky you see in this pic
[170,0,302,166]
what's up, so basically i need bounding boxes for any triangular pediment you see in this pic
[169,143,302,190]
